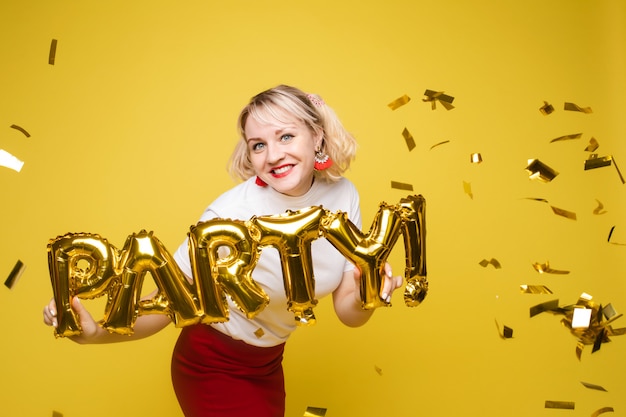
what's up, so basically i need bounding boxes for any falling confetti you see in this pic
[402,128,416,151]
[470,153,482,164]
[591,407,614,417]
[564,102,592,113]
[539,101,555,115]
[387,94,410,110]
[49,39,58,65]
[593,199,607,215]
[585,137,599,152]
[4,260,25,289]
[520,284,553,295]
[429,140,450,150]
[580,381,607,392]
[463,181,473,199]
[525,159,559,182]
[545,401,575,410]
[391,181,413,191]
[422,89,455,110]
[584,154,612,170]
[550,132,582,143]
[304,406,327,417]
[478,258,501,269]
[9,124,30,137]
[532,261,570,275]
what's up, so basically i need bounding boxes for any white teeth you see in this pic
[272,165,291,175]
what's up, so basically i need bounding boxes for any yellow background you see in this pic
[1,1,625,416]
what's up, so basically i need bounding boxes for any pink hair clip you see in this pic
[306,93,325,107]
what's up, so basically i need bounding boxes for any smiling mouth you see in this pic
[271,165,293,176]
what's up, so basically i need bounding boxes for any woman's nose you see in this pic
[266,143,285,164]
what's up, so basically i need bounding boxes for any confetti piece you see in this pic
[52,411,64,417]
[539,101,555,115]
[593,199,607,215]
[495,319,513,339]
[602,304,622,324]
[523,197,549,203]
[0,149,25,172]
[470,153,482,164]
[429,140,450,150]
[550,205,577,220]
[545,400,575,410]
[530,299,560,317]
[520,285,553,295]
[391,181,413,191]
[402,128,416,151]
[463,181,473,199]
[584,154,612,170]
[550,132,582,143]
[612,157,625,184]
[387,94,410,110]
[525,159,559,182]
[591,407,614,417]
[572,308,592,328]
[304,406,327,417]
[49,39,58,65]
[581,381,608,392]
[254,328,265,338]
[478,258,501,269]
[374,365,383,375]
[9,124,30,137]
[532,261,570,275]
[564,102,592,113]
[585,137,599,152]
[4,260,25,289]
[422,89,455,110]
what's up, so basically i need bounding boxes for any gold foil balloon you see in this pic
[252,206,327,325]
[102,230,201,335]
[321,203,404,309]
[47,233,119,337]
[398,195,428,306]
[188,218,267,322]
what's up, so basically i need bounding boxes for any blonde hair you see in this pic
[228,84,357,183]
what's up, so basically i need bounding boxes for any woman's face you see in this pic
[245,114,322,197]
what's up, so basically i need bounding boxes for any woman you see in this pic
[43,84,403,416]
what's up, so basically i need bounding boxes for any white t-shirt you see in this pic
[173,176,361,347]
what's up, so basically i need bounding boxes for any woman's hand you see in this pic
[43,297,101,343]
[378,262,404,304]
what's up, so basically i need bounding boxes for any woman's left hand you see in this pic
[379,262,404,303]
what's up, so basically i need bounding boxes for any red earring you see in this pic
[314,149,333,171]
[255,176,268,187]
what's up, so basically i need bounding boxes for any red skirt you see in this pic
[171,324,286,417]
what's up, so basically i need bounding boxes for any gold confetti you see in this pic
[0,149,25,172]
[52,411,64,417]
[591,407,615,417]
[478,258,501,269]
[525,159,559,182]
[470,153,482,164]
[545,400,575,410]
[581,381,607,392]
[550,205,577,220]
[539,101,555,115]
[535,293,626,359]
[254,328,265,338]
[593,199,607,215]
[304,406,327,417]
[463,181,473,199]
[612,156,625,184]
[4,260,25,289]
[422,89,455,110]
[523,197,549,203]
[529,299,560,317]
[391,181,413,191]
[495,319,513,339]
[584,154,612,170]
[564,102,592,113]
[532,261,570,275]
[374,365,383,375]
[520,284,553,295]
[585,137,599,152]
[402,128,416,151]
[387,94,411,110]
[429,140,450,150]
[550,132,582,143]
[49,39,58,65]
[9,124,30,137]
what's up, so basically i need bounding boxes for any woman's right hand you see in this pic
[43,297,101,343]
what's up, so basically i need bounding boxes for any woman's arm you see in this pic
[43,290,172,344]
[332,264,403,327]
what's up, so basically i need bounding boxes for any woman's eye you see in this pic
[251,142,265,152]
[280,134,294,142]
